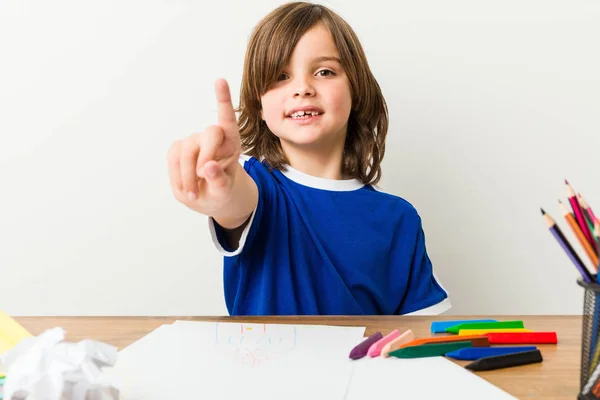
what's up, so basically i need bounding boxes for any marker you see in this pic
[349,331,383,360]
[380,330,415,358]
[445,321,524,334]
[367,329,401,357]
[445,346,537,361]
[465,349,543,371]
[430,319,497,333]
[486,332,557,344]
[389,341,472,359]
[458,328,532,336]
[400,335,489,348]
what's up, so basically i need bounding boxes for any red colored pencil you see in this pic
[565,180,597,252]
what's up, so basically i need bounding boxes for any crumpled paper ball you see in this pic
[0,327,120,400]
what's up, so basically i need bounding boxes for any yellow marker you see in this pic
[458,328,532,336]
[0,309,33,353]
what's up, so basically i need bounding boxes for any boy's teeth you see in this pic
[291,111,320,118]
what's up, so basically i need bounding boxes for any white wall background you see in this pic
[1,0,599,316]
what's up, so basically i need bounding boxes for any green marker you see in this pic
[389,341,473,359]
[445,320,524,334]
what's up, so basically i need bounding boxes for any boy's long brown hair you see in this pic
[237,2,388,185]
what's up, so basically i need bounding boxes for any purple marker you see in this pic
[349,332,383,360]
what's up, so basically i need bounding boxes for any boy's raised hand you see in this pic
[167,79,243,217]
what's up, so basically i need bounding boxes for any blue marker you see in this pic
[430,319,498,333]
[445,346,537,361]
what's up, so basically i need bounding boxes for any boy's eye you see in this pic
[316,69,335,77]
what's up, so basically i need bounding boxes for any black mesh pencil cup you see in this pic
[578,278,600,394]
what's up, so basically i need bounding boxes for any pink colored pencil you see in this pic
[566,180,597,252]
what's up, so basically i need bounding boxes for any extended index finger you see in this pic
[215,78,238,135]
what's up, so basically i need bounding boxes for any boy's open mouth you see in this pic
[287,110,324,119]
[285,105,324,120]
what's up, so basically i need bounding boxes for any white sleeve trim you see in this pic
[208,205,258,257]
[402,297,452,316]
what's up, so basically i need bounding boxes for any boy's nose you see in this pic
[293,81,315,97]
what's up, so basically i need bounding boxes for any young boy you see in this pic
[167,2,450,316]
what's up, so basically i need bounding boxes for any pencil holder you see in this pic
[578,278,600,393]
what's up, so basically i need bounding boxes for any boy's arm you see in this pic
[211,162,258,230]
[395,214,451,315]
[167,78,258,248]
[211,162,257,248]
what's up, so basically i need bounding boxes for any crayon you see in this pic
[380,330,415,358]
[465,349,543,371]
[485,332,557,344]
[367,329,401,357]
[430,319,497,333]
[445,346,537,361]
[349,331,383,360]
[445,321,524,334]
[389,341,472,359]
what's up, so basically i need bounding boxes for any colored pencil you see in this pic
[578,193,598,240]
[541,208,593,283]
[596,221,600,254]
[596,220,600,271]
[579,193,599,231]
[559,200,599,269]
[566,180,597,252]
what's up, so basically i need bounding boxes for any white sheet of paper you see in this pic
[110,324,517,400]
[345,355,518,400]
[110,322,366,400]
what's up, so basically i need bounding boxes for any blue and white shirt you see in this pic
[210,156,450,316]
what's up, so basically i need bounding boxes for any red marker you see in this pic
[486,332,557,344]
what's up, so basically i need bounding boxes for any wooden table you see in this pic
[14,315,582,400]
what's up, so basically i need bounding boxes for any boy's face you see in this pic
[260,23,352,153]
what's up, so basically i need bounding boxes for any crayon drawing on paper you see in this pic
[215,322,297,367]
